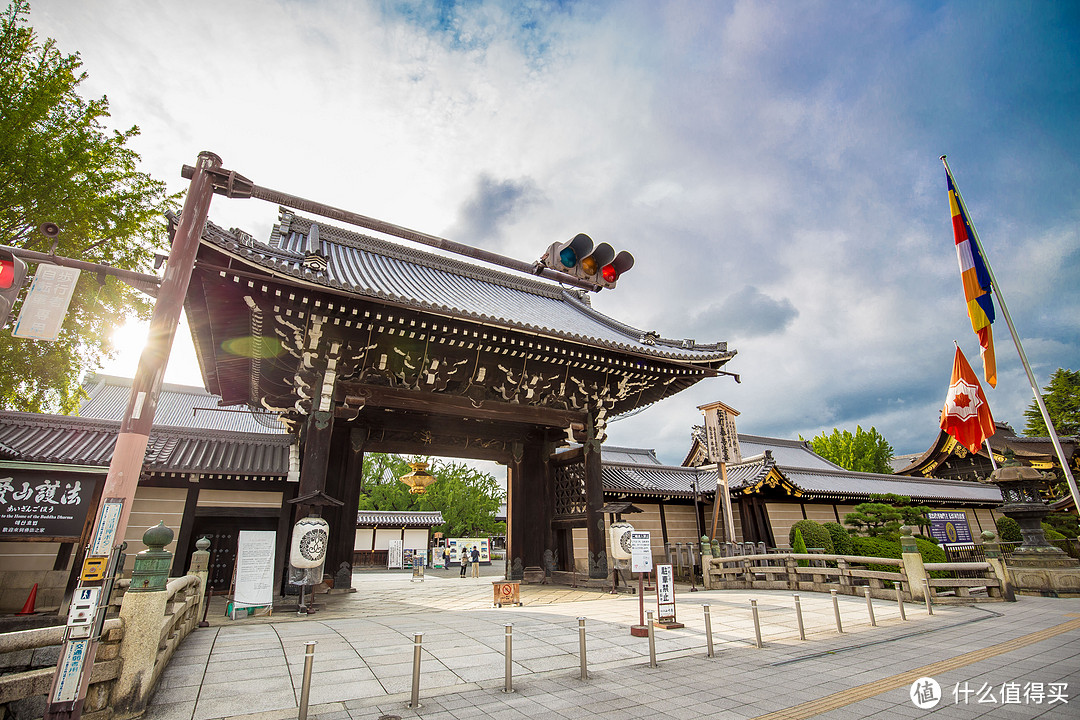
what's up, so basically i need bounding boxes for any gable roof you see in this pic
[197,211,735,366]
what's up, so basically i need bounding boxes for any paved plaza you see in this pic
[144,567,1080,720]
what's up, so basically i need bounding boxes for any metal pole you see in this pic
[750,599,763,648]
[409,633,423,708]
[703,604,715,658]
[577,617,588,680]
[923,579,934,615]
[793,594,806,641]
[298,641,316,720]
[896,582,907,621]
[43,151,222,720]
[503,624,513,693]
[830,589,844,633]
[646,610,657,667]
[864,587,876,627]
[941,155,1080,513]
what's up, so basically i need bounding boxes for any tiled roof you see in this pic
[779,466,1002,503]
[201,212,734,365]
[602,462,708,499]
[356,511,445,527]
[0,411,291,477]
[79,374,287,434]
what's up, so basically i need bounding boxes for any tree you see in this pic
[359,453,505,538]
[0,0,178,413]
[844,494,930,539]
[802,425,894,474]
[1023,368,1080,437]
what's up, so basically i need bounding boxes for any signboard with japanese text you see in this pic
[928,511,973,544]
[656,563,676,622]
[0,470,97,540]
[12,264,81,341]
[233,530,276,611]
[631,531,653,573]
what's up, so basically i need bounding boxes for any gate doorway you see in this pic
[187,515,279,593]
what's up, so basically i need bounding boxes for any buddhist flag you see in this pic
[940,346,995,454]
[946,170,997,387]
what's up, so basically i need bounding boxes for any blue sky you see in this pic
[31,0,1080,464]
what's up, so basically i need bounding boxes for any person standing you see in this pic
[460,546,469,578]
[470,546,481,578]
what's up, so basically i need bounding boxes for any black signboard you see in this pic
[0,469,98,540]
[927,511,973,544]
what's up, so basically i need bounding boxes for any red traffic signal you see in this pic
[0,249,28,328]
[542,234,634,289]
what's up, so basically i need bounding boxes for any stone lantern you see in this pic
[984,458,1080,596]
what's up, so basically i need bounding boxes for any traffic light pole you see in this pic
[43,151,222,720]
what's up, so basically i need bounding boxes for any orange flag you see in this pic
[940,346,995,453]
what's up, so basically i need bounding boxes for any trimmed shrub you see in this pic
[823,522,854,555]
[1043,524,1067,541]
[850,535,947,581]
[997,516,1022,542]
[789,520,833,553]
[792,528,809,566]
[1044,512,1079,538]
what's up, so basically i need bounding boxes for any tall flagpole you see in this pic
[941,155,1080,513]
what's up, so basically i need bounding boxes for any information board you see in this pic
[233,530,276,610]
[656,564,676,622]
[388,539,403,569]
[0,471,97,540]
[631,531,653,573]
[927,511,973,544]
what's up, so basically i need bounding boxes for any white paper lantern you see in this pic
[290,516,330,568]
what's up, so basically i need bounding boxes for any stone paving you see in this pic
[144,567,1080,720]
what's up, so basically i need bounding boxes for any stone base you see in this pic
[522,566,547,584]
[1007,565,1080,598]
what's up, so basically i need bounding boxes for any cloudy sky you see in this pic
[31,0,1079,465]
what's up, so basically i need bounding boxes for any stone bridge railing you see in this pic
[0,534,209,720]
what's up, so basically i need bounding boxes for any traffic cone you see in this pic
[16,583,38,615]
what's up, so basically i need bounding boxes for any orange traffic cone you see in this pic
[16,583,38,615]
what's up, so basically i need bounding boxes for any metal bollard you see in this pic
[703,604,715,658]
[504,624,514,693]
[298,641,316,720]
[896,582,907,621]
[864,587,877,626]
[793,594,806,641]
[750,599,763,648]
[923,579,934,615]
[830,589,844,633]
[646,610,657,667]
[409,632,423,709]
[577,617,588,680]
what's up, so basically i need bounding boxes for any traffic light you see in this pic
[541,234,635,289]
[0,249,28,328]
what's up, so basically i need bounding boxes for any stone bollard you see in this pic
[189,536,211,627]
[899,526,929,601]
[980,530,1016,602]
[113,523,174,720]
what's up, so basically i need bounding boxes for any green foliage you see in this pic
[850,536,947,580]
[0,1,178,412]
[359,453,505,538]
[1042,524,1067,541]
[823,521,854,555]
[1044,513,1079,538]
[996,516,1022,542]
[844,494,930,540]
[792,527,809,566]
[1023,368,1080,437]
[801,425,894,474]
[788,519,833,553]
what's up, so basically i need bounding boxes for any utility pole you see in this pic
[43,151,222,720]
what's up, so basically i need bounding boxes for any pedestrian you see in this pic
[460,547,469,578]
[470,545,481,578]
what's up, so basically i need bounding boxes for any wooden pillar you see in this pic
[583,440,606,579]
[323,427,364,590]
[507,438,551,580]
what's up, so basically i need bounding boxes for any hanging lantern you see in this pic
[399,461,437,495]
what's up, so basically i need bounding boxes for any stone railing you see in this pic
[703,550,1008,603]
[1,527,211,720]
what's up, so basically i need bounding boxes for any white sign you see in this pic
[656,564,676,621]
[388,539,403,569]
[89,499,123,556]
[12,264,81,341]
[234,531,276,609]
[52,638,90,703]
[631,531,653,573]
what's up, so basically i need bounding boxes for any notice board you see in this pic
[233,530,276,610]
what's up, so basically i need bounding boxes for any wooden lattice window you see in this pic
[553,459,587,518]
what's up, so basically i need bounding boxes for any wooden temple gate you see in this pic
[181,175,735,588]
